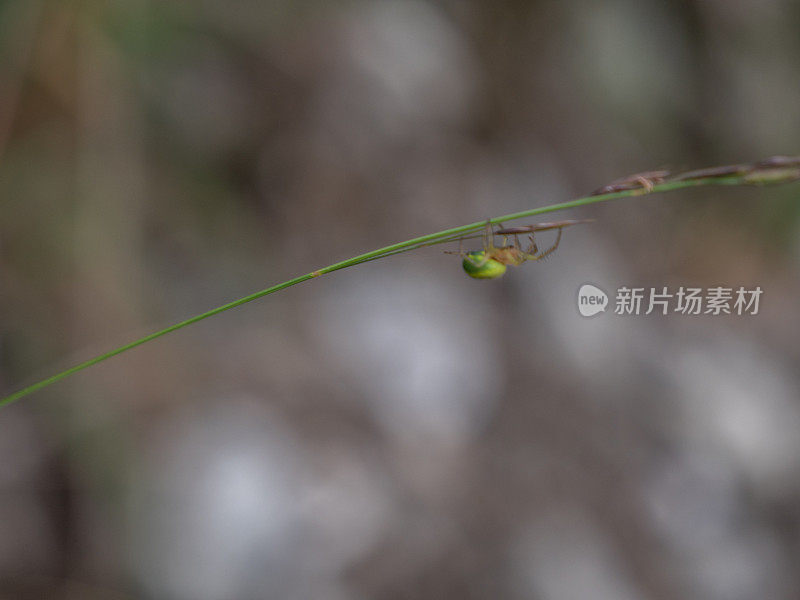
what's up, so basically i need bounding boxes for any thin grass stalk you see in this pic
[2,156,798,407]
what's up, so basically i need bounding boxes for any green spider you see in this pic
[447,219,593,279]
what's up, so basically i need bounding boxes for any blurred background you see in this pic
[1,0,800,598]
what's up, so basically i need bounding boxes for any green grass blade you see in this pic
[2,157,798,407]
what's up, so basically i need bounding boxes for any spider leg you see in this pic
[481,221,488,250]
[525,234,539,255]
[533,227,563,260]
[634,171,669,192]
[444,237,465,256]
[634,175,654,192]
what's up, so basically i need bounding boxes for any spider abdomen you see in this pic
[462,251,507,279]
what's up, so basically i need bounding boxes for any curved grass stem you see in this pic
[2,156,798,407]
